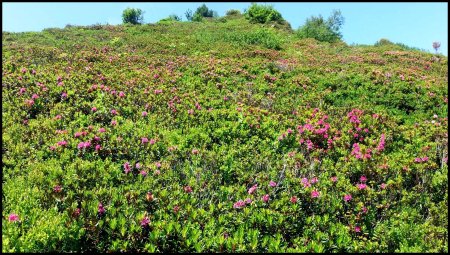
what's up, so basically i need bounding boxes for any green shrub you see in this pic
[226,9,241,16]
[244,3,284,24]
[296,9,344,43]
[122,8,144,25]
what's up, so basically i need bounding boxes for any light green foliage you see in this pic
[296,9,344,43]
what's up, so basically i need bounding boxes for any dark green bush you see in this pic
[122,8,144,25]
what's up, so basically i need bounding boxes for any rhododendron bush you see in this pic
[2,17,448,253]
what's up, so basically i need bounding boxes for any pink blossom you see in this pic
[95,145,101,151]
[118,91,125,98]
[360,175,367,183]
[110,109,117,115]
[187,109,194,115]
[98,203,105,215]
[124,162,132,174]
[142,137,149,144]
[141,216,150,227]
[244,198,252,204]
[19,87,26,94]
[8,213,19,222]
[135,163,141,169]
[357,183,367,190]
[376,134,386,152]
[61,92,68,98]
[310,177,318,184]
[57,140,67,146]
[91,107,97,112]
[184,186,193,193]
[380,183,387,189]
[362,207,368,213]
[421,156,429,162]
[142,111,148,117]
[53,185,62,193]
[344,194,352,202]
[330,176,338,183]
[233,200,245,209]
[155,162,161,168]
[191,148,199,154]
[154,170,161,175]
[311,190,320,198]
[262,194,270,203]
[32,94,39,99]
[140,170,147,177]
[77,142,85,150]
[49,145,56,151]
[290,196,298,204]
[269,181,277,187]
[111,119,117,125]
[248,184,258,194]
[355,226,361,233]
[150,139,156,145]
[98,128,106,133]
[223,96,229,101]
[414,157,422,163]
[287,128,293,134]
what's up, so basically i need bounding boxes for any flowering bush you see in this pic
[2,15,447,253]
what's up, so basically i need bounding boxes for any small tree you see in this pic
[296,10,344,43]
[226,9,241,16]
[433,41,441,53]
[122,8,144,25]
[185,9,193,21]
[194,4,217,18]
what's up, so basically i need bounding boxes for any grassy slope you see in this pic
[2,17,448,252]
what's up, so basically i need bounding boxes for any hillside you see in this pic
[2,17,448,252]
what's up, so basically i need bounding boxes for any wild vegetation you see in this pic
[2,7,448,253]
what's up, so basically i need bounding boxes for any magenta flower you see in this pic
[414,157,422,163]
[355,226,361,233]
[244,198,252,204]
[49,145,56,151]
[8,213,19,222]
[53,185,62,193]
[150,139,156,145]
[84,141,91,148]
[110,109,117,115]
[74,132,82,138]
[421,156,429,162]
[141,137,149,144]
[19,87,26,94]
[311,190,320,198]
[290,196,298,204]
[25,99,34,107]
[32,93,39,99]
[135,163,141,169]
[301,178,311,188]
[73,208,81,218]
[344,194,352,202]
[184,186,193,193]
[141,111,148,117]
[357,183,367,190]
[61,92,68,98]
[269,181,277,187]
[124,162,132,174]
[118,91,125,98]
[57,140,67,146]
[98,128,106,133]
[248,184,258,194]
[376,134,386,152]
[262,194,270,203]
[141,216,150,227]
[140,170,147,177]
[362,207,368,213]
[360,175,367,183]
[187,109,194,115]
[77,142,85,150]
[233,200,245,209]
[310,177,318,184]
[111,120,117,126]
[155,162,161,168]
[380,183,387,189]
[98,203,105,215]
[330,176,338,183]
[95,145,101,151]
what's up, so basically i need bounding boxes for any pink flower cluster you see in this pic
[414,156,429,163]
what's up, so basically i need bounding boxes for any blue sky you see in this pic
[2,2,448,55]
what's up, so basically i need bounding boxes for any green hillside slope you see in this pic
[2,17,448,252]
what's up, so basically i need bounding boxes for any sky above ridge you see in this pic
[2,2,448,55]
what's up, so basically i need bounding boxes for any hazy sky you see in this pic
[2,2,448,55]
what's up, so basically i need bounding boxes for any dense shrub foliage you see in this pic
[2,16,448,253]
[296,10,344,43]
[244,3,284,24]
